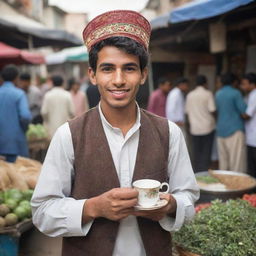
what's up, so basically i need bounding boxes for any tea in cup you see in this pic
[133,179,169,208]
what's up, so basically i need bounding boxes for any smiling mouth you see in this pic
[108,89,130,94]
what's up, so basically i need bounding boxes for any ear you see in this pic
[140,67,148,85]
[88,67,97,85]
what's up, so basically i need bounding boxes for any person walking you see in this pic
[185,75,216,172]
[67,78,89,117]
[41,75,75,138]
[215,72,247,172]
[241,73,256,177]
[0,65,31,162]
[147,77,171,117]
[19,72,43,124]
[166,78,189,128]
[32,10,199,256]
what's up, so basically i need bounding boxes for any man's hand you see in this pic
[82,188,138,224]
[133,193,177,221]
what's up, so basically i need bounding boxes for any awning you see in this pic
[170,0,254,23]
[0,1,82,49]
[46,46,88,65]
[0,42,45,66]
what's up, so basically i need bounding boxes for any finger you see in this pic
[111,188,138,200]
[116,198,138,210]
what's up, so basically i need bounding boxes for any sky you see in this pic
[49,0,149,20]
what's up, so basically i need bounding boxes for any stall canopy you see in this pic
[46,45,88,65]
[0,42,45,67]
[170,0,254,23]
[0,1,82,49]
[150,0,255,29]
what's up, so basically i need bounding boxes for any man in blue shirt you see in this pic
[215,73,247,172]
[0,65,32,162]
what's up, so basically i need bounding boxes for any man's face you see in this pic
[240,78,252,93]
[88,46,147,110]
[160,81,171,94]
[19,80,30,92]
[179,82,189,93]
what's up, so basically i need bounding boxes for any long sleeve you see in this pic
[159,121,199,232]
[18,92,32,131]
[31,123,93,237]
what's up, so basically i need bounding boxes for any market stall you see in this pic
[0,157,41,256]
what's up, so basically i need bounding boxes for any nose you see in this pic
[112,69,125,87]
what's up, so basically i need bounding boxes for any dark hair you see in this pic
[89,36,149,73]
[67,77,80,91]
[196,75,207,86]
[221,72,236,86]
[175,77,188,87]
[20,72,31,81]
[157,77,170,86]
[243,73,256,84]
[51,75,63,87]
[1,64,19,81]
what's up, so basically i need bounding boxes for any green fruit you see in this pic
[5,213,18,226]
[5,199,18,210]
[22,190,34,201]
[0,216,5,228]
[5,189,23,202]
[19,200,30,207]
[19,201,31,217]
[14,206,28,220]
[0,192,4,204]
[0,204,10,217]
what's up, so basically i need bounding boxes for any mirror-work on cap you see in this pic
[83,10,151,51]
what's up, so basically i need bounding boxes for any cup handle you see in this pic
[160,182,169,194]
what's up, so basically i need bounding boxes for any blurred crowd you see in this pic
[0,63,255,178]
[147,72,256,177]
[0,64,100,163]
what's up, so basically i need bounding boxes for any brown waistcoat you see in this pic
[62,107,171,256]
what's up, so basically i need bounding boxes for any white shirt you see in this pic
[245,89,256,147]
[185,86,216,135]
[166,87,185,123]
[32,104,199,256]
[41,87,75,138]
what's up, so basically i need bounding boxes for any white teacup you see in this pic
[133,179,169,208]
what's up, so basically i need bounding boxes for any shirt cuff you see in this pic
[159,194,195,232]
[66,199,94,236]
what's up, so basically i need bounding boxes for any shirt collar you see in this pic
[98,101,141,133]
[2,81,15,87]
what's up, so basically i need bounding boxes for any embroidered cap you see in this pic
[83,10,151,52]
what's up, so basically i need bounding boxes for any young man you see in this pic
[165,77,189,127]
[32,10,199,256]
[0,65,31,162]
[241,73,256,177]
[185,75,216,172]
[215,72,247,172]
[147,77,171,117]
[41,75,75,138]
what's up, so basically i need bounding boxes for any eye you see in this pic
[125,66,136,72]
[101,66,113,72]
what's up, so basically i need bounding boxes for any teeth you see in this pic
[112,91,126,94]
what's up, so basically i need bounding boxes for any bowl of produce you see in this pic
[174,199,256,256]
[196,170,256,203]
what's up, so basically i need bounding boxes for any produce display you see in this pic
[196,171,256,191]
[173,199,256,256]
[0,189,33,228]
[26,124,47,140]
[0,157,41,190]
[243,193,256,207]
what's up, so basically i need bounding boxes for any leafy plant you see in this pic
[173,199,256,256]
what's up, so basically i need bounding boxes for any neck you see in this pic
[100,101,137,136]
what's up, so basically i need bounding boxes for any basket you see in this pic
[176,246,201,256]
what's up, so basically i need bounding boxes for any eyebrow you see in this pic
[98,62,139,68]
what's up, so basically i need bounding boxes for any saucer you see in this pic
[134,199,168,211]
